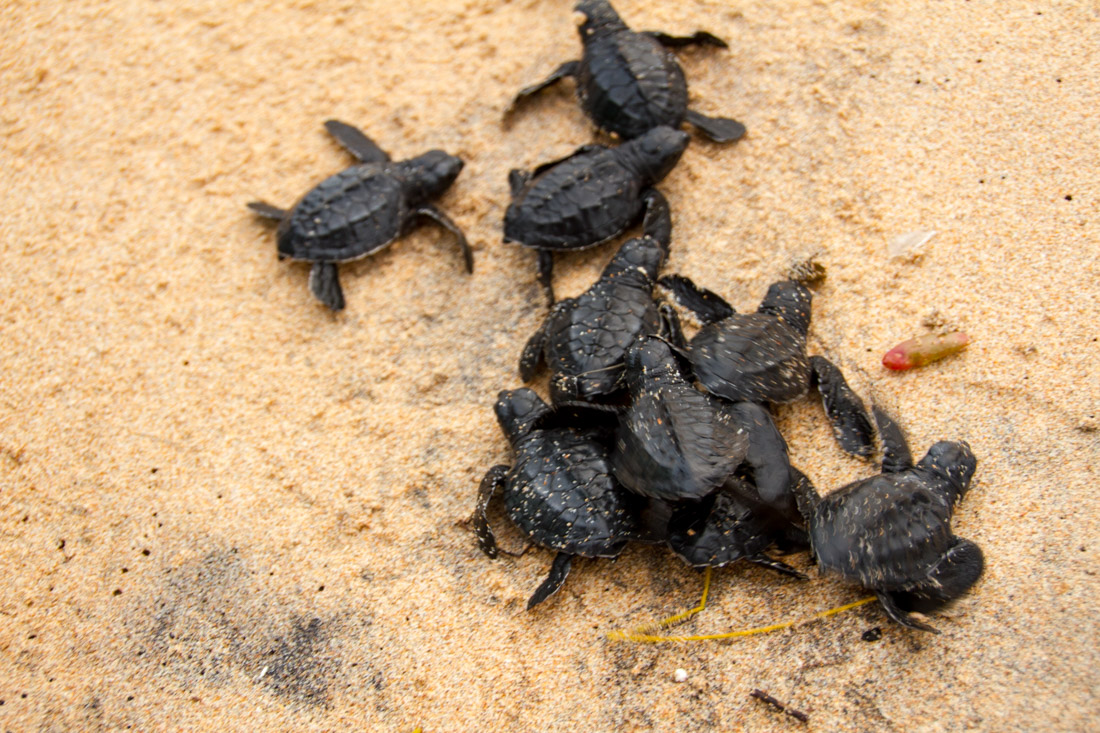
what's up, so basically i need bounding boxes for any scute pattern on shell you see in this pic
[506,428,634,556]
[692,314,812,404]
[577,31,687,138]
[279,166,405,261]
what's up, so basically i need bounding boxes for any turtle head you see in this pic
[575,0,626,37]
[602,236,665,281]
[400,150,464,205]
[494,388,552,441]
[621,126,690,185]
[917,440,977,507]
[758,280,813,336]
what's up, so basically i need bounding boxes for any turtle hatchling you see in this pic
[504,125,688,304]
[660,274,875,457]
[662,478,807,579]
[510,0,745,143]
[473,389,641,609]
[519,232,671,404]
[796,407,984,633]
[610,337,750,502]
[248,120,472,311]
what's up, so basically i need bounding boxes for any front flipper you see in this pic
[877,591,940,634]
[309,262,345,311]
[746,554,807,580]
[518,319,549,382]
[870,404,914,471]
[811,356,875,459]
[509,60,581,113]
[892,538,984,614]
[685,109,746,144]
[324,119,390,163]
[413,205,473,273]
[658,274,735,324]
[473,465,508,559]
[645,30,728,49]
[727,403,799,523]
[640,188,672,253]
[527,552,573,610]
[247,201,289,220]
[658,302,688,352]
[508,169,532,199]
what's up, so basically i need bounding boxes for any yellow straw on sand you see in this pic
[607,567,878,643]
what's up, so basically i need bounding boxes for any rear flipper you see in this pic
[309,262,345,311]
[473,465,508,559]
[658,274,735,325]
[527,552,573,610]
[891,538,985,614]
[877,590,940,634]
[646,30,728,49]
[810,356,874,458]
[685,109,746,144]
[746,553,807,580]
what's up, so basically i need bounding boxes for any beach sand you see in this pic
[1,0,1097,729]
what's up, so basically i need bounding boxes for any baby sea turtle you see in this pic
[510,0,745,143]
[610,337,750,502]
[660,274,875,458]
[519,234,669,404]
[796,408,984,633]
[248,120,472,311]
[504,125,688,304]
[663,478,806,579]
[473,389,640,609]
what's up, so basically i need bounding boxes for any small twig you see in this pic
[750,689,809,723]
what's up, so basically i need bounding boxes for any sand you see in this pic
[1,0,1097,729]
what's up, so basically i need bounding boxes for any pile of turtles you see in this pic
[248,0,983,634]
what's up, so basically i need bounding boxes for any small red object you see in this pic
[883,331,970,370]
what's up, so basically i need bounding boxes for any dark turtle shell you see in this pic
[506,427,637,557]
[532,237,665,402]
[809,472,958,591]
[611,339,749,501]
[503,147,644,252]
[691,314,811,404]
[276,164,405,262]
[577,20,688,138]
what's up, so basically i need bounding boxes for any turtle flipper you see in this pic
[473,465,508,559]
[868,404,915,471]
[508,169,532,199]
[640,188,672,253]
[877,591,940,634]
[811,356,875,459]
[324,119,390,163]
[892,538,984,614]
[509,61,581,114]
[414,205,473,274]
[746,553,807,580]
[658,302,688,351]
[645,30,728,49]
[727,403,798,522]
[309,262,345,311]
[658,274,735,324]
[247,201,289,220]
[684,109,746,144]
[519,319,549,382]
[527,552,573,610]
